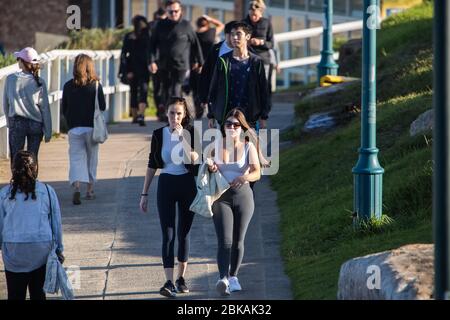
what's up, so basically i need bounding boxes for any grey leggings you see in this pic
[212,184,255,279]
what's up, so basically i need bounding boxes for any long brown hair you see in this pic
[19,58,42,87]
[73,54,99,86]
[221,108,261,158]
[9,150,39,201]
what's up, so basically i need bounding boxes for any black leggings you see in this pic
[5,264,47,300]
[129,77,149,109]
[212,184,255,279]
[157,173,196,268]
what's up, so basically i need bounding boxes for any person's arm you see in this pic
[119,35,129,77]
[141,133,160,212]
[140,167,157,213]
[0,193,5,249]
[230,143,261,187]
[49,186,64,254]
[203,15,224,36]
[3,77,10,127]
[40,81,52,142]
[97,83,107,111]
[257,60,270,122]
[190,27,204,67]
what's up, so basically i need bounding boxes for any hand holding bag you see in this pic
[92,81,108,144]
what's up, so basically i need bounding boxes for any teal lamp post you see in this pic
[433,0,450,301]
[352,0,384,221]
[317,0,339,85]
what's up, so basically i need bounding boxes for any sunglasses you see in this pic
[225,121,241,129]
[168,9,180,15]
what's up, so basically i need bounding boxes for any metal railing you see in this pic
[274,20,363,70]
[0,49,130,159]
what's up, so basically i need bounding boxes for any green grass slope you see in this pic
[271,1,433,299]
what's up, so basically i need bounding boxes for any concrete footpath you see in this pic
[0,103,294,300]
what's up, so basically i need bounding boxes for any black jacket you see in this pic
[148,124,201,176]
[244,16,274,65]
[199,41,257,104]
[199,41,223,104]
[62,80,106,130]
[207,52,269,125]
[119,31,151,82]
[150,19,204,71]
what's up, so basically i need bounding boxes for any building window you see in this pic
[308,0,323,13]
[334,0,348,15]
[290,0,306,11]
[351,0,364,17]
[269,0,285,8]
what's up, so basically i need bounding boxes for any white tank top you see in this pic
[216,143,250,183]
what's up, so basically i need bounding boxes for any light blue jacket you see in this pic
[0,181,63,253]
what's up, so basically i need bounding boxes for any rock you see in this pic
[338,39,362,75]
[337,244,434,300]
[303,78,360,101]
[410,109,433,136]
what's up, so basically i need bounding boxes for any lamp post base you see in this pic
[352,148,384,220]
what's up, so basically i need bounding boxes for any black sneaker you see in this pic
[159,280,177,298]
[175,276,189,293]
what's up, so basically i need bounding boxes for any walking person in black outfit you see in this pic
[244,0,274,117]
[119,15,151,126]
[139,97,200,298]
[206,21,269,130]
[190,15,224,119]
[149,0,204,119]
[149,8,167,121]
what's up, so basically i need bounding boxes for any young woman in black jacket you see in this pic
[139,97,200,298]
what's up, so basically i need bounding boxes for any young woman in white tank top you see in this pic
[207,108,261,296]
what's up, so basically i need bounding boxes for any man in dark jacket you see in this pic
[149,0,203,121]
[206,21,269,129]
[199,20,236,111]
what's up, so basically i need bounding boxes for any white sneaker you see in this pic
[228,276,242,292]
[216,277,230,296]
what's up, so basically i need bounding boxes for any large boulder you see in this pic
[410,109,433,136]
[337,244,434,300]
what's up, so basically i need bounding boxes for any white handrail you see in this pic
[274,20,363,43]
[278,53,340,69]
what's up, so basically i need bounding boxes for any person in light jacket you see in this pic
[207,108,261,296]
[2,47,52,163]
[0,150,64,300]
[62,54,106,205]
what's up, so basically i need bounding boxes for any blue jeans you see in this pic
[8,116,43,162]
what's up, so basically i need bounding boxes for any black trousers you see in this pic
[157,173,196,268]
[159,68,187,109]
[129,77,149,109]
[5,264,47,300]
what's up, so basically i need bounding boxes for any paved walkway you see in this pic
[0,103,294,300]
